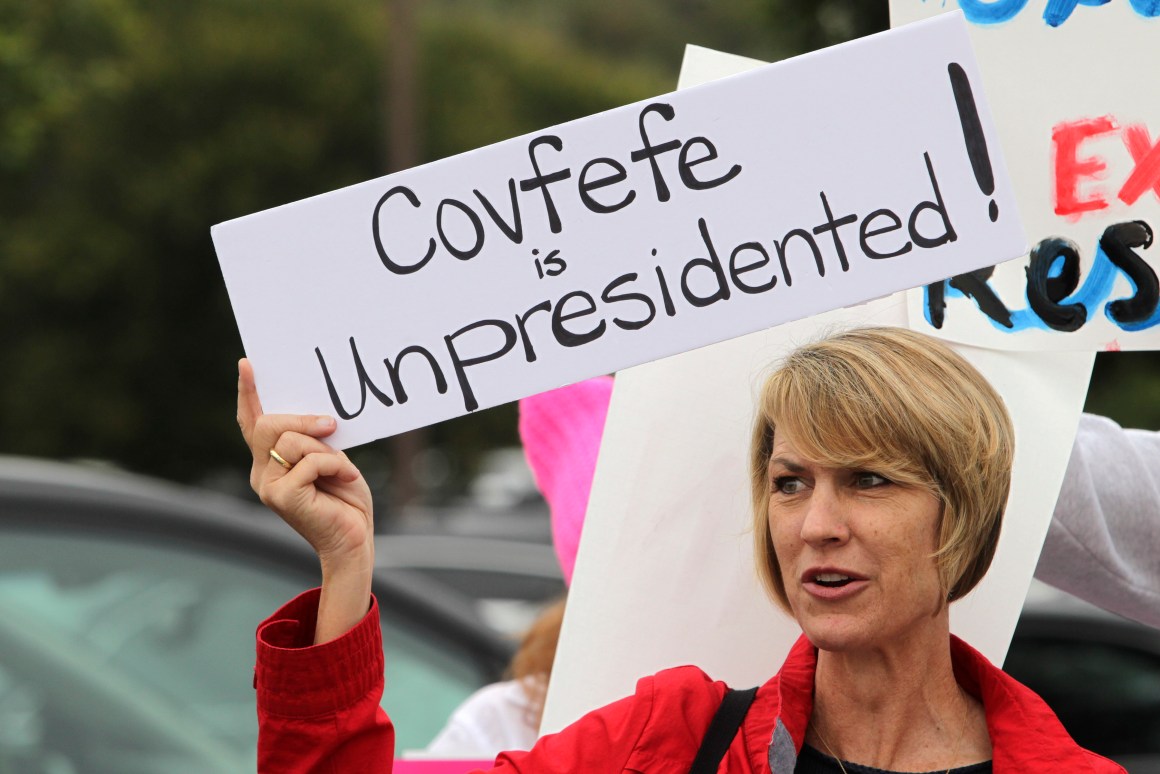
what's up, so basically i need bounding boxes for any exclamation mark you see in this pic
[947,62,999,223]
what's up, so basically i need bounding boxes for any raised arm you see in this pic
[239,359,395,773]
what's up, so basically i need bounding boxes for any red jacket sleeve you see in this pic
[256,588,394,773]
[255,589,663,773]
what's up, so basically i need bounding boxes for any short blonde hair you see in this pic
[750,327,1014,611]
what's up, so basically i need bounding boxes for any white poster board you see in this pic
[212,13,1024,449]
[892,1,1160,351]
[541,44,1094,737]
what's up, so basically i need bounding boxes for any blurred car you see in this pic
[375,534,565,637]
[394,498,554,545]
[0,456,513,774]
[1007,580,1160,772]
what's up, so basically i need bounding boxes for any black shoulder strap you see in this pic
[687,686,759,774]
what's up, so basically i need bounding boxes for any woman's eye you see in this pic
[854,471,888,488]
[773,476,804,495]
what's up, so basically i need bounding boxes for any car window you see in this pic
[0,529,488,772]
[1005,634,1160,757]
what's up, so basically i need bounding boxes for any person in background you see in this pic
[1038,412,1160,628]
[425,376,612,757]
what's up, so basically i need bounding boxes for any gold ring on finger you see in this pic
[269,448,294,470]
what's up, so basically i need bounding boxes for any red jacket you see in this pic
[256,588,1124,773]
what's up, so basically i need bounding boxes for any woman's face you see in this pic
[766,429,945,652]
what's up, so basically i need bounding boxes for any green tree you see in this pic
[1,0,387,482]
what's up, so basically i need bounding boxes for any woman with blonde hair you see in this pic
[241,327,1122,772]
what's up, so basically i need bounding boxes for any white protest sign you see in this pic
[213,12,1024,449]
[541,44,1094,738]
[892,1,1160,351]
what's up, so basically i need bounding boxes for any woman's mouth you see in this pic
[802,569,868,600]
[813,572,853,587]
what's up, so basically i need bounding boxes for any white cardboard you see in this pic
[540,44,1094,738]
[892,1,1160,351]
[213,13,1024,449]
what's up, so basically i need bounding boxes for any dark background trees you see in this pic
[1,0,1154,506]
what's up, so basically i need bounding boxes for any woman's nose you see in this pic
[799,485,850,545]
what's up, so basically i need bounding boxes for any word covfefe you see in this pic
[370,102,743,276]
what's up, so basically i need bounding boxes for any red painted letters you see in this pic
[1053,116,1160,218]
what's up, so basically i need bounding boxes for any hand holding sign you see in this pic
[237,358,373,645]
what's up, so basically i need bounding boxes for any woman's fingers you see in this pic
[282,450,362,489]
[265,431,339,475]
[256,433,366,514]
[252,430,330,492]
[252,413,335,459]
[258,449,371,557]
[249,414,336,488]
[258,413,336,450]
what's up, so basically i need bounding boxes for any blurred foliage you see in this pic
[1088,352,1160,431]
[0,0,386,485]
[0,0,1154,503]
